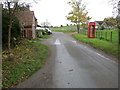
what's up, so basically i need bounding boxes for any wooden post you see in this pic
[98,31,100,39]
[100,31,102,39]
[96,31,97,38]
[105,31,107,41]
[110,31,112,42]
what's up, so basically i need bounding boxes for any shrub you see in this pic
[2,9,21,49]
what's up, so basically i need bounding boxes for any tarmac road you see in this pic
[17,32,118,88]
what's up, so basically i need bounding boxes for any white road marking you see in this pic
[72,41,77,44]
[97,53,108,59]
[96,53,116,63]
[72,40,87,48]
[54,39,61,45]
[83,46,87,48]
[72,40,117,64]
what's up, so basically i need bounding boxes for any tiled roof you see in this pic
[105,21,114,26]
[15,11,35,26]
[95,21,104,25]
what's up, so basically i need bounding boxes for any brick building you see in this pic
[15,11,38,39]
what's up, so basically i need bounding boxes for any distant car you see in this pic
[36,27,42,30]
[45,28,52,35]
[36,27,52,35]
[36,27,46,35]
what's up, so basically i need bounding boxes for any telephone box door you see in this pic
[88,22,96,38]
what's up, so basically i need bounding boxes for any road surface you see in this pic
[17,32,118,88]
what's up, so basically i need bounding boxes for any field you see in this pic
[52,29,76,33]
[51,25,76,30]
[51,25,77,33]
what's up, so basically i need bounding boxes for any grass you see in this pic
[96,30,118,44]
[72,33,118,57]
[31,38,42,41]
[39,35,51,39]
[2,40,49,88]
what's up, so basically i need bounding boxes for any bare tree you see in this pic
[117,1,120,29]
[41,19,51,27]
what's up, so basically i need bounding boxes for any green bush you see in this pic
[2,9,21,48]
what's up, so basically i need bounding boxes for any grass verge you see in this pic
[72,33,118,57]
[39,35,51,39]
[2,40,49,88]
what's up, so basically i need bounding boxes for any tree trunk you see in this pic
[118,23,120,46]
[8,20,12,50]
[77,24,80,33]
[118,29,120,62]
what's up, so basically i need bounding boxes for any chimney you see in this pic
[0,4,3,8]
[26,5,30,11]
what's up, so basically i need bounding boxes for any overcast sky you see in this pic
[30,0,113,26]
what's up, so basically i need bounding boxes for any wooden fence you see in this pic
[80,30,118,43]
[96,31,113,42]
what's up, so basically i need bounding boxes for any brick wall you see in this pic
[22,28,33,39]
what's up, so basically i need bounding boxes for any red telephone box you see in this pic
[88,22,96,38]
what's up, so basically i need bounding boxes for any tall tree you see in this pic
[104,17,117,27]
[112,0,120,59]
[117,1,120,60]
[66,0,91,33]
[2,9,21,48]
[116,1,120,30]
[2,0,40,50]
[2,0,23,50]
[41,19,51,27]
[7,1,18,50]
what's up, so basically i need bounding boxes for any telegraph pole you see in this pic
[117,1,120,49]
[118,1,120,64]
[118,1,120,44]
[117,2,120,89]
